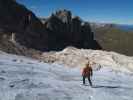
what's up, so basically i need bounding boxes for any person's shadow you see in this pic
[83,84,131,90]
[92,85,122,89]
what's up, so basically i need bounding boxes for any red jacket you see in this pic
[82,65,93,77]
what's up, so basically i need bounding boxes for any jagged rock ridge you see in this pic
[0,0,48,52]
[0,1,101,55]
[44,9,101,50]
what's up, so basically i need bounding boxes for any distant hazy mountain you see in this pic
[116,24,133,31]
[90,22,133,31]
[91,22,133,56]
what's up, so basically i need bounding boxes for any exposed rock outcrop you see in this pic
[0,1,101,55]
[44,9,101,50]
[0,0,48,51]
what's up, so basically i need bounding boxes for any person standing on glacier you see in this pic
[82,62,93,86]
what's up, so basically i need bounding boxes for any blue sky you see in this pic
[17,0,133,25]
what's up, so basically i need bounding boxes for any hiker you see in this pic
[82,62,93,86]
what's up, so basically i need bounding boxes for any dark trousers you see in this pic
[83,76,92,86]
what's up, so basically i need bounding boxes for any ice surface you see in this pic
[0,52,133,100]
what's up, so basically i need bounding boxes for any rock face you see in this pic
[0,0,101,55]
[44,9,102,50]
[0,0,48,51]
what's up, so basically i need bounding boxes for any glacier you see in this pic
[0,51,133,100]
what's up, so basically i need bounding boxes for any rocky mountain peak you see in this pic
[55,9,72,23]
[0,0,101,55]
[0,0,48,52]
